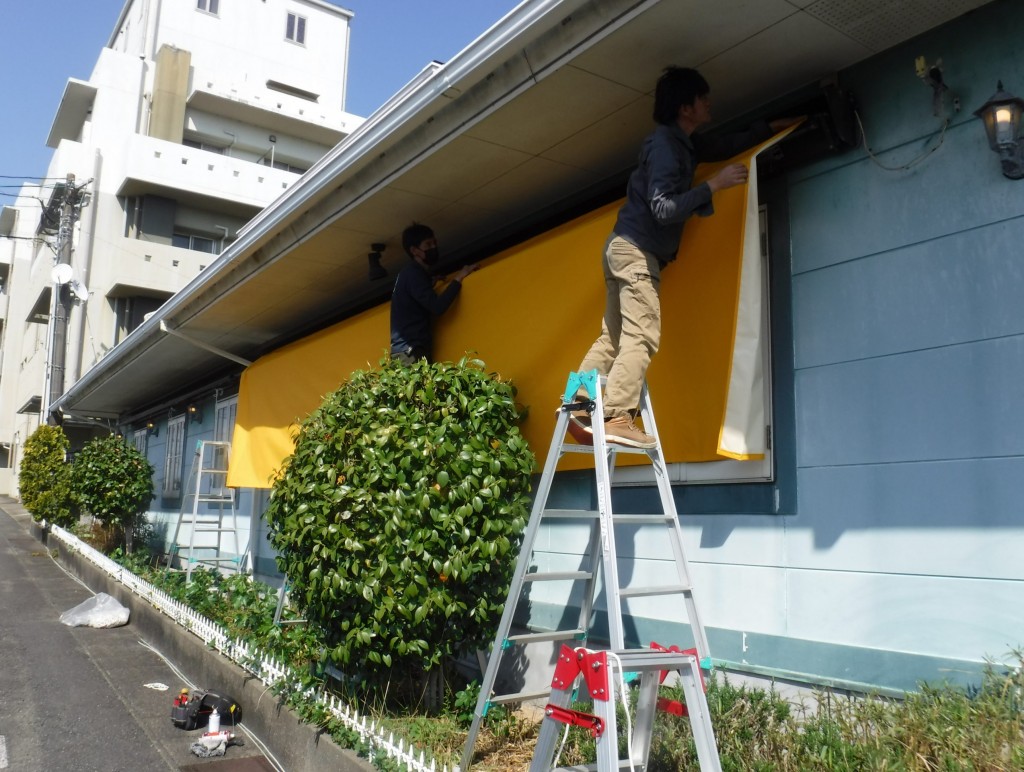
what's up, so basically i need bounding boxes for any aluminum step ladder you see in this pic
[460,370,719,770]
[169,440,247,582]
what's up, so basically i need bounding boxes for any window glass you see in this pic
[163,415,186,497]
[132,429,148,455]
[286,12,306,44]
[197,0,219,15]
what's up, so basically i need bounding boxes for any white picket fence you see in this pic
[49,525,457,772]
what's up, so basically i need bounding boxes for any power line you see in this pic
[0,174,67,181]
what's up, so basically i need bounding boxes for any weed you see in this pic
[110,551,1024,772]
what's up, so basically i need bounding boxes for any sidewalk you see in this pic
[0,496,273,771]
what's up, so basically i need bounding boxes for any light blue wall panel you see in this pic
[796,335,1024,467]
[794,217,1024,369]
[792,458,1024,579]
[785,569,1023,662]
[789,122,1019,275]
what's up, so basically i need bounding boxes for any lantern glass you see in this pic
[974,82,1024,151]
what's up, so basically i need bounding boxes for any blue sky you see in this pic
[0,0,519,187]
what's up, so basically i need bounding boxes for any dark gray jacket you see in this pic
[614,120,773,261]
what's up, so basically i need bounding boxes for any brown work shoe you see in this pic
[603,415,656,449]
[567,409,594,445]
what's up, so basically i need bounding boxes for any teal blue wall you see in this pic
[526,0,1024,692]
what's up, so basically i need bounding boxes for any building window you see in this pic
[260,158,308,174]
[614,204,775,488]
[286,12,306,44]
[172,231,218,254]
[113,295,169,344]
[163,415,186,498]
[132,428,148,456]
[182,138,225,155]
[212,395,238,499]
[197,0,219,15]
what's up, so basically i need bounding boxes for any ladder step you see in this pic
[544,509,600,520]
[560,443,651,456]
[488,689,551,706]
[506,628,586,645]
[523,571,592,583]
[611,513,673,524]
[619,584,692,598]
[191,527,238,533]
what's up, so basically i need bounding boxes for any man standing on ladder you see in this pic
[573,66,801,448]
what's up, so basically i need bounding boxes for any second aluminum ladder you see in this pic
[169,440,247,582]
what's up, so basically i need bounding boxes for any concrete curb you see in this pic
[37,524,375,772]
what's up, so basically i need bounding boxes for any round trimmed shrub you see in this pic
[266,357,535,689]
[19,425,74,527]
[70,435,155,551]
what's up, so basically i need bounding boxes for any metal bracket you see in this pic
[542,704,605,738]
[651,641,705,687]
[563,369,599,403]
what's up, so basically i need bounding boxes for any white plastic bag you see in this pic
[59,592,130,628]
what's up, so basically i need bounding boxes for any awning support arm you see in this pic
[160,321,253,367]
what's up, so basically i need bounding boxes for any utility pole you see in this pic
[43,173,80,424]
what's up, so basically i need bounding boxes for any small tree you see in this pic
[266,357,535,699]
[70,435,155,552]
[19,425,75,528]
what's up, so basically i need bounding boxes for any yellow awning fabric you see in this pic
[227,128,794,488]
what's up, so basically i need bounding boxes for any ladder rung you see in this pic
[555,763,641,771]
[611,514,673,524]
[560,443,651,456]
[196,496,233,503]
[488,689,551,706]
[618,584,691,598]
[192,557,240,563]
[523,571,592,582]
[544,509,600,519]
[191,527,238,533]
[506,628,586,645]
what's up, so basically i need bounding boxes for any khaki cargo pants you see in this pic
[578,234,662,418]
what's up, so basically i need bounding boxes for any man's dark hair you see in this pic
[402,223,434,257]
[652,67,710,125]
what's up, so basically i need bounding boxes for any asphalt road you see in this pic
[0,500,272,771]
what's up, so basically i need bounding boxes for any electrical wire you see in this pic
[47,547,96,593]
[0,174,68,181]
[137,639,287,772]
[606,651,636,772]
[855,109,949,172]
[549,650,637,772]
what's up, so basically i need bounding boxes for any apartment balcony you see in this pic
[116,133,302,213]
[99,237,216,299]
[187,79,359,147]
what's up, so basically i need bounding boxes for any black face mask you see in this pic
[421,246,440,266]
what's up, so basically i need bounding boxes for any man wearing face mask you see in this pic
[389,223,479,364]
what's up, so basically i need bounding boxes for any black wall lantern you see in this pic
[974,81,1024,179]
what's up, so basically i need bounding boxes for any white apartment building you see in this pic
[0,0,362,492]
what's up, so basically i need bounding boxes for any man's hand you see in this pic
[707,163,748,193]
[453,263,479,282]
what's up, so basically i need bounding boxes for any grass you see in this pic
[112,550,1024,771]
